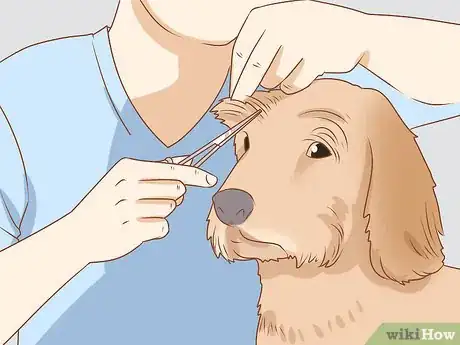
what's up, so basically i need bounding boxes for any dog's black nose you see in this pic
[212,188,254,226]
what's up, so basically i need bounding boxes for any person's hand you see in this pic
[65,157,217,263]
[230,0,368,100]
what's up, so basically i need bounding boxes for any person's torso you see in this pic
[0,29,261,345]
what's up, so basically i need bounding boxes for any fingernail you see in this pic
[206,174,218,186]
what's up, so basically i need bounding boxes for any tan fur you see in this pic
[206,79,459,345]
[360,94,444,284]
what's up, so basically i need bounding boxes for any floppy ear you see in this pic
[364,95,444,285]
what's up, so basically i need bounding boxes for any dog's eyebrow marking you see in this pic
[299,109,348,123]
[314,127,339,147]
[314,118,348,150]
[299,110,349,149]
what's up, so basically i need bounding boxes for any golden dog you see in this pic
[206,79,460,345]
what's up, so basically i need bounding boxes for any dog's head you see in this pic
[207,79,444,285]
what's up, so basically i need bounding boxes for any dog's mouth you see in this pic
[228,226,290,263]
[208,218,289,263]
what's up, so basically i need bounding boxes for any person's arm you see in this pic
[362,13,460,105]
[0,107,89,345]
[0,104,218,344]
[0,218,89,345]
[229,0,460,105]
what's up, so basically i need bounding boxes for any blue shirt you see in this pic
[0,26,459,345]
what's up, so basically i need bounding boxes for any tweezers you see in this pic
[166,109,262,168]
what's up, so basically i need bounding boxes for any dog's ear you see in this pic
[364,92,444,285]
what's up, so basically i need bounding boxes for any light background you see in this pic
[0,0,459,265]
[1,0,460,61]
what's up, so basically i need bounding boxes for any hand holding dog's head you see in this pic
[207,79,444,285]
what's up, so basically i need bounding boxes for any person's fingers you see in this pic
[261,47,304,89]
[135,199,177,219]
[231,36,282,101]
[117,158,218,187]
[259,47,283,89]
[230,15,265,96]
[132,180,186,201]
[280,62,320,94]
[136,218,170,241]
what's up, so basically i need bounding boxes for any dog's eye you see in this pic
[235,133,250,160]
[306,142,331,159]
[244,135,250,152]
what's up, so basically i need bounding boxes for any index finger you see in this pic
[125,159,218,188]
[231,36,281,101]
[230,18,265,98]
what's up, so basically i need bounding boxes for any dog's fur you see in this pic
[206,79,460,345]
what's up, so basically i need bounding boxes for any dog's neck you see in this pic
[255,240,436,345]
[257,263,383,344]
